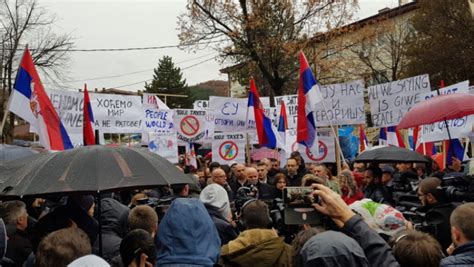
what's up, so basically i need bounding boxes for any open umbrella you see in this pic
[0,145,194,197]
[0,144,38,162]
[355,146,428,163]
[398,93,474,129]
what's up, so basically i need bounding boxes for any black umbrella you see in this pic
[355,146,429,163]
[0,145,193,197]
[0,144,38,162]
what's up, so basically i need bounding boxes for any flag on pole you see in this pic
[154,95,169,110]
[359,124,368,152]
[277,100,288,147]
[445,139,467,167]
[297,51,319,156]
[185,143,197,169]
[247,79,283,149]
[83,84,95,146]
[8,48,73,150]
[379,127,405,148]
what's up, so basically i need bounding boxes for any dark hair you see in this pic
[209,162,221,172]
[366,167,382,179]
[273,172,289,187]
[35,228,91,267]
[419,177,441,196]
[450,203,474,241]
[391,230,443,267]
[128,205,158,235]
[302,174,325,186]
[171,183,188,195]
[241,200,270,229]
[292,227,326,267]
[120,229,157,266]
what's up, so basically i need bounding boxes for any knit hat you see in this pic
[349,199,407,237]
[68,255,110,267]
[68,195,95,212]
[199,184,231,219]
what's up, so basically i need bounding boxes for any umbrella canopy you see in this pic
[398,93,474,129]
[0,145,194,197]
[0,144,38,162]
[355,146,428,163]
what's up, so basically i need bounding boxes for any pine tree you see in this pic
[145,56,191,108]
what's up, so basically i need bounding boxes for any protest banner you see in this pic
[143,108,174,133]
[174,109,210,144]
[142,93,169,109]
[148,131,179,163]
[274,95,298,129]
[212,132,246,164]
[368,74,431,127]
[285,128,335,163]
[47,89,84,134]
[91,93,143,133]
[420,81,472,142]
[209,96,248,132]
[193,100,209,110]
[315,80,365,126]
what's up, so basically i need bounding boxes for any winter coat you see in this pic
[363,184,389,204]
[205,205,238,246]
[256,182,273,200]
[92,198,130,263]
[219,228,292,267]
[342,215,399,267]
[440,241,474,267]
[418,202,456,251]
[301,230,369,267]
[156,198,221,267]
[5,228,32,267]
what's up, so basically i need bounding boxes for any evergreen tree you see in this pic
[145,56,191,108]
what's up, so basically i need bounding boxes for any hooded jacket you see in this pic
[220,228,292,267]
[156,198,220,267]
[92,198,129,263]
[440,241,474,267]
[301,230,369,267]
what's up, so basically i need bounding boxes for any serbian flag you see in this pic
[277,100,288,147]
[185,143,197,168]
[83,84,95,145]
[445,139,467,167]
[8,48,73,150]
[379,126,405,148]
[247,79,283,149]
[359,125,368,152]
[297,51,320,156]
[413,126,437,156]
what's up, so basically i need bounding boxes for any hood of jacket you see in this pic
[99,198,129,237]
[220,229,292,266]
[301,230,368,267]
[157,198,220,266]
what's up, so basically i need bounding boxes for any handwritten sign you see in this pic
[368,74,431,127]
[193,100,209,110]
[420,81,472,142]
[148,131,178,163]
[285,128,335,163]
[143,108,174,133]
[274,95,298,129]
[47,89,84,135]
[174,109,209,143]
[212,132,246,164]
[91,94,143,133]
[142,93,169,109]
[209,96,248,132]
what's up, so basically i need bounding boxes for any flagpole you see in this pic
[334,125,342,174]
[246,133,251,165]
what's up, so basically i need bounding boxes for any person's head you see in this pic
[196,170,206,184]
[391,230,443,267]
[286,158,298,175]
[245,167,259,186]
[120,229,157,267]
[338,170,357,196]
[290,151,303,166]
[256,162,268,180]
[381,165,395,185]
[353,162,366,173]
[171,183,190,197]
[363,167,382,186]
[270,158,279,170]
[241,200,271,229]
[0,200,28,231]
[35,227,91,267]
[209,162,221,172]
[415,164,426,178]
[128,205,159,238]
[311,164,329,180]
[396,163,412,172]
[291,227,326,267]
[273,173,288,191]
[450,203,474,247]
[418,177,441,206]
[233,164,246,180]
[302,174,325,187]
[260,158,273,172]
[200,183,231,219]
[211,167,227,186]
[68,195,95,218]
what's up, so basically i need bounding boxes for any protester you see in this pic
[35,227,92,267]
[440,203,474,266]
[391,230,443,267]
[229,164,246,193]
[0,200,32,266]
[271,172,288,199]
[338,170,364,205]
[381,165,395,205]
[211,168,234,201]
[290,151,308,176]
[285,158,303,186]
[256,162,272,185]
[417,177,455,251]
[156,198,220,266]
[269,158,282,177]
[311,163,342,194]
[128,205,158,238]
[362,167,391,204]
[200,183,238,245]
[118,229,156,267]
[170,183,190,198]
[260,158,274,179]
[245,167,273,199]
[220,200,292,266]
[92,198,130,263]
[291,227,325,267]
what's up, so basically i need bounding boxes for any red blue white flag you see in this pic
[83,84,95,146]
[8,48,73,150]
[359,124,368,152]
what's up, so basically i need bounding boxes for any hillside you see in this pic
[189,80,228,100]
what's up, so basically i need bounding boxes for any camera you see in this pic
[283,187,322,225]
[439,175,474,202]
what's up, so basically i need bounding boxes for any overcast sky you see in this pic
[41,0,403,92]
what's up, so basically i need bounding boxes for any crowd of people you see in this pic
[0,150,472,267]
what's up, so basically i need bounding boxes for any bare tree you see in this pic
[178,0,357,96]
[0,0,73,142]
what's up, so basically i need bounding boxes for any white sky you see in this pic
[41,0,402,92]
